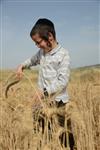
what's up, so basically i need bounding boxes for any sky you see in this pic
[0,0,100,69]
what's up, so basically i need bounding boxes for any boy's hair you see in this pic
[30,18,56,41]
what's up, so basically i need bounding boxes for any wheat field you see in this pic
[0,65,100,150]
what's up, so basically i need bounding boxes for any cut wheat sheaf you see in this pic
[0,67,100,150]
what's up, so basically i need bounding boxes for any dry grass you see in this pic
[0,66,100,150]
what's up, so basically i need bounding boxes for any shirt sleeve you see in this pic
[46,53,70,95]
[21,50,41,68]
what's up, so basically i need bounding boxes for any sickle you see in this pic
[5,79,20,98]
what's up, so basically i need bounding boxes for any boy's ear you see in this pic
[48,32,53,41]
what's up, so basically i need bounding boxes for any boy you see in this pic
[16,18,70,105]
[17,18,74,148]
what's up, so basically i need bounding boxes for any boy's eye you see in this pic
[35,39,43,45]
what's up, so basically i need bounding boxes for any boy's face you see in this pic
[31,33,52,53]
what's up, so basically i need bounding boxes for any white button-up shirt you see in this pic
[22,44,70,103]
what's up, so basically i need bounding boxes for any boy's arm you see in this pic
[21,50,41,69]
[46,54,70,95]
[16,50,41,78]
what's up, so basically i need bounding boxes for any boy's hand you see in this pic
[16,64,24,79]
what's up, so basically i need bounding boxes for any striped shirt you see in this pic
[22,44,70,103]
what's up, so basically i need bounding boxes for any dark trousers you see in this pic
[56,100,75,150]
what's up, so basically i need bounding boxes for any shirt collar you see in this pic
[48,43,61,55]
[40,43,61,56]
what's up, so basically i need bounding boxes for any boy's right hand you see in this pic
[16,64,24,79]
